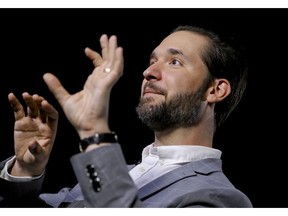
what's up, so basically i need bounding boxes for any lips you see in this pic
[144,87,163,95]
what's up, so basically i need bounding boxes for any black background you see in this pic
[0,8,287,207]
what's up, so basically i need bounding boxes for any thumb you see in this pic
[43,73,70,107]
[28,141,43,155]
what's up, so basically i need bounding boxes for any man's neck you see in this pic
[153,125,214,148]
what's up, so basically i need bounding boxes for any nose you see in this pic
[143,63,162,81]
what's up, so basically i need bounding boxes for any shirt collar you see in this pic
[142,143,222,163]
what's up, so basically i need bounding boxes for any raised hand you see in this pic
[43,34,124,139]
[8,92,58,176]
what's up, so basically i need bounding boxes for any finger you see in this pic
[105,35,118,69]
[85,47,103,67]
[22,92,40,118]
[40,99,59,131]
[8,92,26,121]
[32,94,48,123]
[28,140,46,155]
[100,34,109,62]
[43,73,70,108]
[114,46,124,77]
[32,94,44,105]
[32,94,44,112]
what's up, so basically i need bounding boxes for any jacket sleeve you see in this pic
[70,144,142,207]
[0,158,45,207]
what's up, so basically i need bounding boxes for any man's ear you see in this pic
[206,79,231,103]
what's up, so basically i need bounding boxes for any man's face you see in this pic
[136,31,211,131]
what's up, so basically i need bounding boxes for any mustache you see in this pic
[143,82,167,95]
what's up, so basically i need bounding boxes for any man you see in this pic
[0,25,252,207]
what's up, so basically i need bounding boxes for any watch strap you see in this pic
[79,132,118,152]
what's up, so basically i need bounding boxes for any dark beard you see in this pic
[136,85,207,132]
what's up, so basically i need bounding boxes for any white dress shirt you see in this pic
[129,144,222,189]
[1,144,221,187]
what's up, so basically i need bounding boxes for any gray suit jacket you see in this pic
[0,144,253,207]
[67,144,252,207]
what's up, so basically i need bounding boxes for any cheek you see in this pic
[166,76,194,94]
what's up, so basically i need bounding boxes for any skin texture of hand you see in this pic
[8,92,58,176]
[43,34,124,139]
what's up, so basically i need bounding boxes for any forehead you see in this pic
[156,30,209,58]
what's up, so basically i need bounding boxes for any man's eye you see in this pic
[171,59,181,66]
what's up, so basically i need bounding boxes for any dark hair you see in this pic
[172,25,248,127]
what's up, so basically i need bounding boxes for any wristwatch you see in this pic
[79,132,118,152]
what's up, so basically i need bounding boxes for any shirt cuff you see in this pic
[0,156,44,182]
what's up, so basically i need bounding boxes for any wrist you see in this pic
[78,126,111,140]
[11,160,44,177]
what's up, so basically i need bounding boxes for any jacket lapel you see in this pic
[137,158,222,200]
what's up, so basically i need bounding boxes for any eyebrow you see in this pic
[150,48,185,60]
